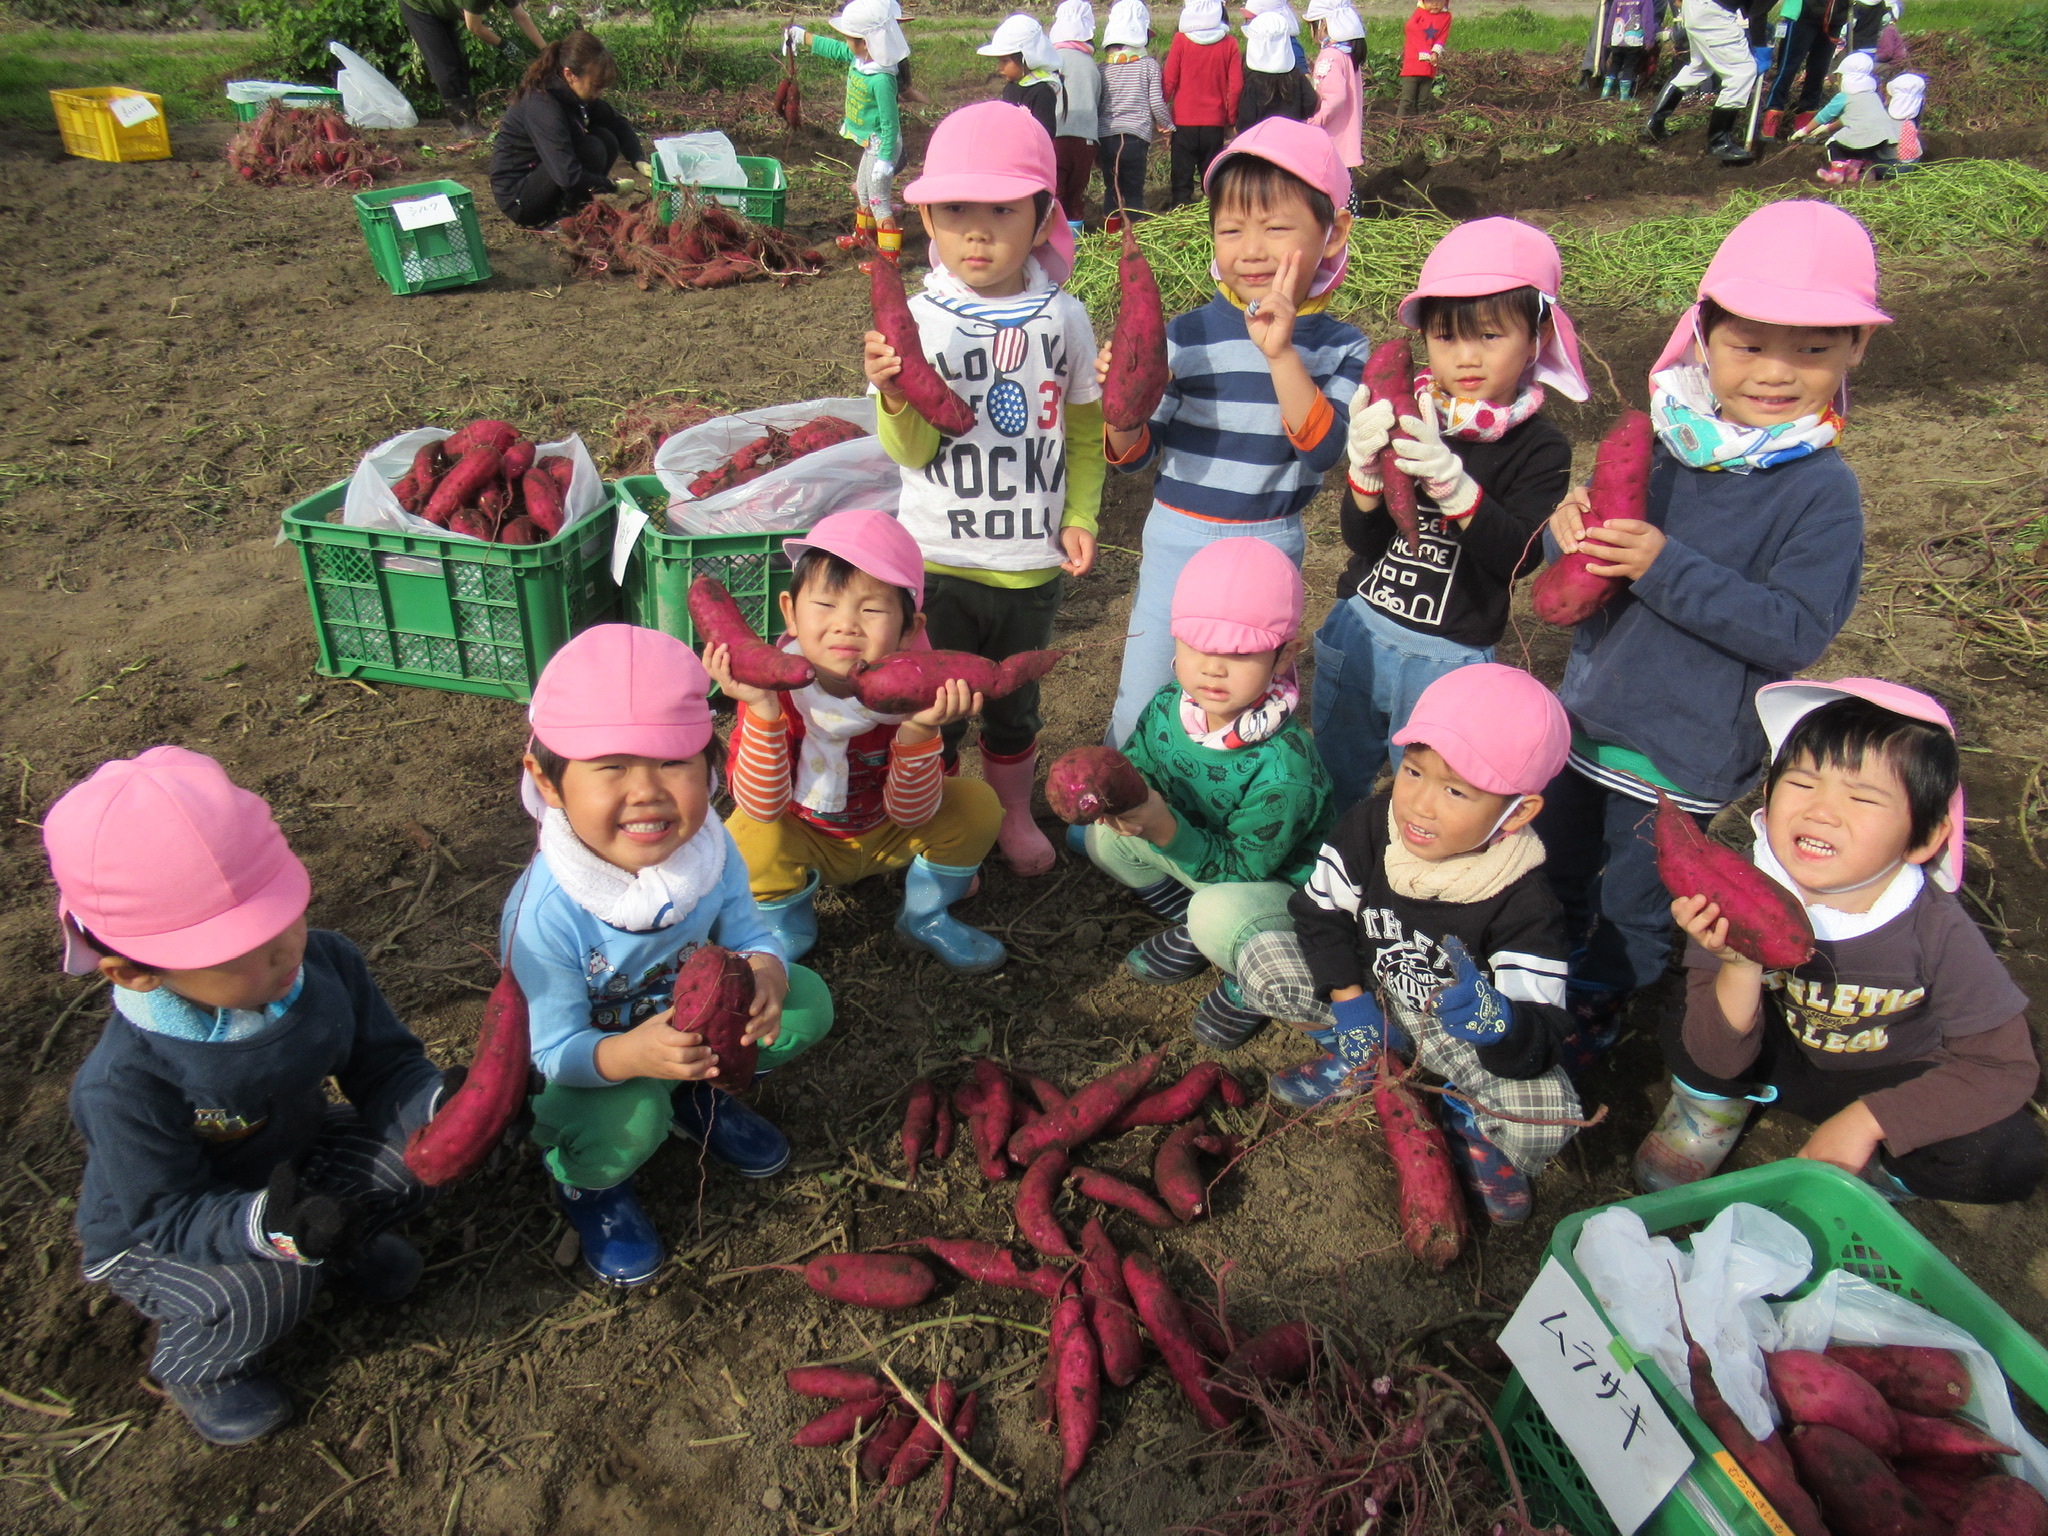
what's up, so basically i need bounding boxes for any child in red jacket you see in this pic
[1398,0,1451,116]
[1162,0,1243,205]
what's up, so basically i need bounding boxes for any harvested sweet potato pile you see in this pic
[550,195,825,291]
[225,103,402,190]
[687,415,865,499]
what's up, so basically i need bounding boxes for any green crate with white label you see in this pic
[353,180,491,296]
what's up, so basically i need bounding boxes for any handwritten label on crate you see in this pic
[1501,1258,1694,1536]
[108,94,160,127]
[393,194,459,231]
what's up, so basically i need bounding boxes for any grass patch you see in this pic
[0,24,270,122]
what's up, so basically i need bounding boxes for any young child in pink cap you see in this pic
[1535,201,1883,1071]
[508,624,833,1286]
[1098,115,1369,749]
[1637,681,2044,1204]
[1229,664,1586,1226]
[863,99,1104,878]
[1080,539,1333,1023]
[712,508,1008,974]
[1318,217,1581,812]
[46,747,450,1445]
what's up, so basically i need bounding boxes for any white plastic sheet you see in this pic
[652,130,745,189]
[650,397,896,535]
[343,427,604,543]
[329,41,417,130]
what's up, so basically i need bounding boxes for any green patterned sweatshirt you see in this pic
[809,36,901,164]
[1123,684,1334,886]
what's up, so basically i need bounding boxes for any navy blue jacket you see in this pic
[70,930,441,1269]
[1550,443,1863,805]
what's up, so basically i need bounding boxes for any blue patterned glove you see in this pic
[1429,936,1512,1044]
[1328,993,1387,1066]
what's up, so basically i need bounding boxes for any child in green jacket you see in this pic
[788,0,908,265]
[1080,538,1334,1037]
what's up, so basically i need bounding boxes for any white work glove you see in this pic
[784,24,807,48]
[1393,394,1483,520]
[634,159,653,179]
[872,160,895,181]
[1346,394,1395,498]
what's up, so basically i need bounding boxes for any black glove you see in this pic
[498,37,527,63]
[431,1064,545,1140]
[261,1163,360,1264]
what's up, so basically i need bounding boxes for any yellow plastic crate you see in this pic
[50,87,172,163]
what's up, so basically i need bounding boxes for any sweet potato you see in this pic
[521,467,566,537]
[994,647,1068,697]
[392,472,422,514]
[1052,1294,1102,1488]
[1363,338,1420,553]
[1111,1063,1224,1132]
[1788,1423,1948,1536]
[1123,1251,1237,1431]
[1215,1071,1251,1109]
[932,1096,956,1162]
[403,967,532,1185]
[1015,1071,1068,1113]
[1687,1337,1829,1536]
[914,1237,1064,1298]
[787,1366,883,1400]
[1898,1463,1983,1524]
[1017,1150,1077,1258]
[1101,223,1169,431]
[671,943,757,1086]
[424,446,502,524]
[871,257,977,436]
[444,419,519,456]
[972,1060,1016,1181]
[1068,1165,1177,1229]
[1655,790,1816,969]
[935,1389,977,1528]
[1894,1411,2017,1461]
[448,509,494,541]
[410,440,445,500]
[1152,1120,1210,1223]
[902,1078,936,1183]
[498,516,543,545]
[687,574,815,690]
[859,1405,916,1482]
[792,1393,891,1446]
[886,1379,956,1487]
[1909,1453,2003,1480]
[543,455,574,492]
[1954,1475,2048,1536]
[500,440,536,482]
[1218,1321,1314,1395]
[1046,746,1149,826]
[802,1253,937,1309]
[848,647,1067,715]
[1008,1054,1164,1164]
[1079,1219,1143,1387]
[1371,1056,1468,1270]
[1185,1304,1233,1361]
[1828,1345,1972,1418]
[1767,1350,1901,1458]
[1530,409,1653,627]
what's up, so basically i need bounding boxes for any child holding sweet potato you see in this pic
[786,0,909,265]
[506,625,833,1287]
[713,509,1009,975]
[1638,680,2046,1205]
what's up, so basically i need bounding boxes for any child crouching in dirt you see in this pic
[48,748,449,1445]
[1229,664,1586,1226]
[509,625,833,1287]
[1078,539,1333,1041]
[864,100,1104,878]
[711,509,1008,975]
[1637,681,2047,1204]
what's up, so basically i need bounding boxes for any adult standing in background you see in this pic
[399,0,546,134]
[1050,0,1106,225]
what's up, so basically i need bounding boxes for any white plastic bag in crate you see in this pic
[649,396,898,536]
[342,428,604,543]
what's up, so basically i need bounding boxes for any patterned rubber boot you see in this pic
[1131,877,1193,923]
[1437,1092,1534,1226]
[1633,1079,1754,1192]
[1269,1028,1367,1109]
[1600,75,1616,97]
[1555,983,1630,1081]
[1191,976,1267,1049]
[836,209,876,251]
[1125,924,1209,984]
[859,221,903,274]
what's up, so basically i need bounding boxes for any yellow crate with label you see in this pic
[50,87,172,163]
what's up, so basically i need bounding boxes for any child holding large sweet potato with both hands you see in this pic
[1638,680,2046,1204]
[1531,201,1883,1071]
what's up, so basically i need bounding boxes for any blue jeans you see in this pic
[1109,505,1307,747]
[1310,595,1492,815]
[1534,764,1708,994]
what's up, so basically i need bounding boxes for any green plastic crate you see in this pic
[352,180,491,296]
[1491,1161,2048,1536]
[617,475,793,654]
[650,155,788,228]
[282,480,619,701]
[228,85,343,121]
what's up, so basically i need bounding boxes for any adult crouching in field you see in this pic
[491,31,648,230]
[399,0,546,135]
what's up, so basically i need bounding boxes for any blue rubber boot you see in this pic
[757,870,820,963]
[1436,1092,1533,1226]
[1125,924,1208,984]
[555,1178,664,1286]
[330,1231,424,1304]
[1191,976,1267,1049]
[166,1374,293,1446]
[671,1082,792,1178]
[894,857,1006,974]
[1065,823,1089,856]
[1556,982,1630,1081]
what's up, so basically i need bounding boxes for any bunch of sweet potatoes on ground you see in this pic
[393,419,574,545]
[225,102,401,190]
[550,195,824,291]
[685,414,865,499]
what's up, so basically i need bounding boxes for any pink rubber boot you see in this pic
[981,744,1055,877]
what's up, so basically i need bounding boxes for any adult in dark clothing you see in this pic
[399,0,546,134]
[1762,0,1844,135]
[490,30,648,229]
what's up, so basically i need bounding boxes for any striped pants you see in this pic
[95,1108,429,1388]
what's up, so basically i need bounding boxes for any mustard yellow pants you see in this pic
[726,778,1004,900]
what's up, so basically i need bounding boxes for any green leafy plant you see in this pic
[242,0,523,108]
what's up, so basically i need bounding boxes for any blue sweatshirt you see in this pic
[1549,443,1864,806]
[70,930,441,1271]
[501,826,782,1090]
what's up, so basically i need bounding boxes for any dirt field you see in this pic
[1,87,2047,1536]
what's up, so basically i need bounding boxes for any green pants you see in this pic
[1083,825,1297,972]
[530,962,832,1190]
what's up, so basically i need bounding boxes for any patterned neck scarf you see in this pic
[115,969,305,1043]
[1650,363,1843,474]
[1416,368,1546,442]
[1178,667,1300,749]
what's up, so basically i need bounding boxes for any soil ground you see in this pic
[1,80,2047,1536]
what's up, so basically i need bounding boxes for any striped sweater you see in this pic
[729,699,944,838]
[1100,50,1174,138]
[1110,291,1369,523]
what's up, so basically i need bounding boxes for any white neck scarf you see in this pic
[1747,809,1923,942]
[1382,802,1547,902]
[792,684,906,814]
[540,807,727,932]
